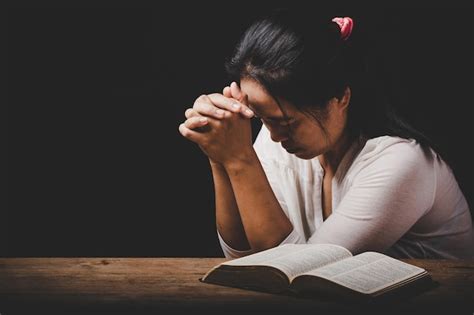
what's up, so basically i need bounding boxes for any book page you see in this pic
[223,244,306,266]
[225,244,352,280]
[302,252,426,294]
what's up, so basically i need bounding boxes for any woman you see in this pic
[179,9,473,259]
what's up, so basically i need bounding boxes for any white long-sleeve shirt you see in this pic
[218,125,474,259]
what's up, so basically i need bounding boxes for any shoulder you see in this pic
[359,135,433,164]
[349,135,436,183]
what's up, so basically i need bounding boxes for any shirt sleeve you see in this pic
[217,231,253,258]
[307,142,436,255]
[218,227,304,258]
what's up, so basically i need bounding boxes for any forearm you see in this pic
[224,150,293,251]
[210,161,251,251]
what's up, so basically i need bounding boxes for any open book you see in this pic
[201,244,432,301]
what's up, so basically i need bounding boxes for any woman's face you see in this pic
[240,78,348,160]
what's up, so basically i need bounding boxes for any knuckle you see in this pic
[194,95,208,107]
[202,103,214,114]
[199,94,211,103]
[196,94,207,101]
[193,102,207,114]
[180,125,189,137]
[202,103,217,115]
[184,108,194,118]
[192,117,201,125]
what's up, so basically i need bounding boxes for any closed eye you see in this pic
[261,117,294,127]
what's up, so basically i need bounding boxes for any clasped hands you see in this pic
[179,82,256,167]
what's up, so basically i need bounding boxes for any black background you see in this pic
[3,1,473,257]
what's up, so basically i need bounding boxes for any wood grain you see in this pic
[0,258,473,313]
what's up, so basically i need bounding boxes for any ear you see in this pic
[335,87,351,113]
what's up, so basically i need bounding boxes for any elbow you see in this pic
[250,223,294,252]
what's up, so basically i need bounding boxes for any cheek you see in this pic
[295,122,330,155]
[296,122,323,144]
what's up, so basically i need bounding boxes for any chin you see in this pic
[293,151,317,160]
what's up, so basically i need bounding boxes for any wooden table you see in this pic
[0,258,473,314]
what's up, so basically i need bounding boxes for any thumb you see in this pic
[229,81,254,118]
[230,82,249,105]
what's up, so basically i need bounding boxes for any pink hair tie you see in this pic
[332,17,354,41]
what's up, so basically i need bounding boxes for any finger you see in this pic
[194,100,228,119]
[223,86,232,98]
[230,81,249,106]
[208,93,254,118]
[185,108,201,119]
[184,116,209,129]
[229,82,253,117]
[230,82,242,101]
[179,123,204,143]
[207,93,241,112]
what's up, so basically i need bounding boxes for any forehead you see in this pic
[240,79,291,118]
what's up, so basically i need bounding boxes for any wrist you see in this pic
[222,149,258,174]
[209,159,225,171]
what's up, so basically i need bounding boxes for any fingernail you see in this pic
[200,117,208,123]
[232,103,240,110]
[245,109,254,116]
[216,109,225,116]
